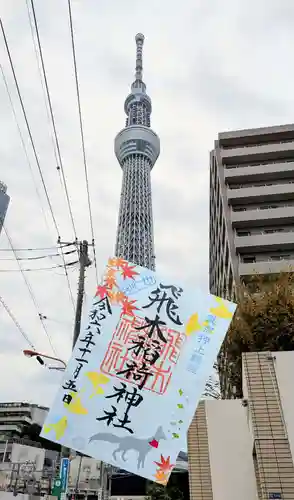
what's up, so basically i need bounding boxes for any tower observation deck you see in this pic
[114,33,160,271]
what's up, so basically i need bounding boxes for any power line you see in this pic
[0,260,79,272]
[67,0,99,285]
[25,0,60,172]
[39,313,71,327]
[0,65,52,239]
[0,243,74,252]
[0,249,76,261]
[28,0,78,241]
[0,295,36,349]
[0,18,75,311]
[0,20,59,237]
[3,226,58,357]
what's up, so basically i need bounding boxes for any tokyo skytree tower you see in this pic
[114,34,160,271]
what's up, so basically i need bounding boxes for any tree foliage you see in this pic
[219,272,294,397]
[146,478,184,500]
[20,423,61,452]
[202,362,220,400]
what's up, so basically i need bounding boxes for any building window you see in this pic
[265,228,283,234]
[237,231,251,237]
[270,254,291,261]
[233,207,246,212]
[243,256,256,263]
[225,244,229,269]
[260,205,279,210]
[228,267,233,298]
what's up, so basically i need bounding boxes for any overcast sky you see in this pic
[1,0,294,413]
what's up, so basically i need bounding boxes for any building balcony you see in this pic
[224,161,294,183]
[239,259,294,276]
[0,415,31,424]
[227,183,294,204]
[235,231,294,252]
[0,424,23,433]
[231,206,294,228]
[218,124,294,149]
[221,141,294,165]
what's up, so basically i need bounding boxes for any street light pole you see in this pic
[23,350,66,370]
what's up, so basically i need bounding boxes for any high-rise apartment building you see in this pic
[0,181,9,234]
[0,402,48,442]
[114,34,160,271]
[209,124,294,298]
[188,351,294,500]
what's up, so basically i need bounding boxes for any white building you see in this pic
[188,351,294,500]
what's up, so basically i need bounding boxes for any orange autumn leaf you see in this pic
[105,275,116,288]
[110,292,124,304]
[154,470,168,484]
[121,298,139,317]
[108,258,117,267]
[114,257,127,268]
[106,267,116,277]
[154,455,174,473]
[121,263,139,280]
[116,291,126,303]
[109,292,118,303]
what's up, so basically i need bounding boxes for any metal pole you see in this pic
[13,463,21,496]
[2,440,8,463]
[74,455,83,499]
[73,240,91,348]
[62,240,91,461]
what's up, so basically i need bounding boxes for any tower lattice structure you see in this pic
[114,33,160,271]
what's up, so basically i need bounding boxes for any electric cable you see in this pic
[0,295,36,349]
[0,65,52,239]
[0,243,74,252]
[3,226,59,357]
[39,314,71,327]
[28,0,78,241]
[0,260,79,272]
[25,0,60,169]
[0,249,76,261]
[0,19,75,311]
[67,0,99,285]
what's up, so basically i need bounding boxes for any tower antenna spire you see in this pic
[135,33,144,81]
[115,34,160,270]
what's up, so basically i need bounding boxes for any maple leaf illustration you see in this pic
[120,263,139,280]
[116,291,126,303]
[121,298,139,317]
[114,257,127,268]
[95,285,108,299]
[108,257,117,267]
[110,292,125,304]
[154,470,168,484]
[154,455,174,473]
[105,275,116,288]
[106,267,116,277]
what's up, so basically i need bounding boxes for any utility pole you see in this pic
[57,239,91,465]
[72,240,92,348]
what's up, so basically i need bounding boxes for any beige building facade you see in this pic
[188,351,294,500]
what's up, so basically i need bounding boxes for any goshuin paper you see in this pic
[41,257,237,484]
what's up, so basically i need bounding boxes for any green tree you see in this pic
[146,477,184,500]
[20,423,61,452]
[219,272,294,397]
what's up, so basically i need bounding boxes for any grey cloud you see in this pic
[193,62,288,121]
[1,0,294,406]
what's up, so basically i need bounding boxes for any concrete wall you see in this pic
[206,400,258,500]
